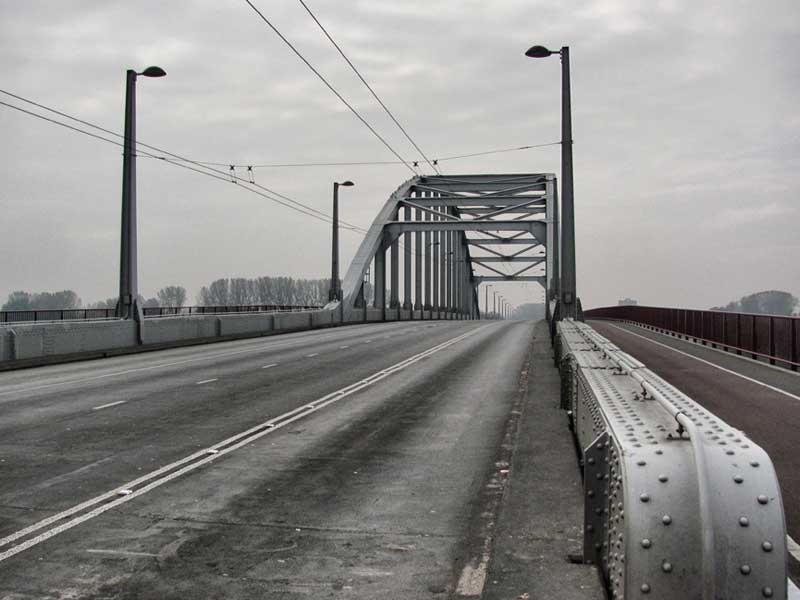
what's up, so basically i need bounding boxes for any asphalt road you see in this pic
[0,319,538,599]
[590,320,800,554]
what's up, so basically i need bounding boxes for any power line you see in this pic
[0,95,366,232]
[0,89,367,232]
[243,0,419,176]
[296,0,440,175]
[138,142,561,170]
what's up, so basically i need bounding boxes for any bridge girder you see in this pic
[338,173,558,321]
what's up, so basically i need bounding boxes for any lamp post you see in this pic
[484,284,492,320]
[493,290,499,320]
[118,66,166,321]
[329,180,354,302]
[525,44,576,319]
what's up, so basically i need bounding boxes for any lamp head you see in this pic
[525,45,556,58]
[140,66,167,77]
[340,180,354,187]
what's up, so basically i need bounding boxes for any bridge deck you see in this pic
[0,319,602,598]
[590,319,800,587]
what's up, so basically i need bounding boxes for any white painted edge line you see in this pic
[615,320,800,379]
[789,535,800,562]
[0,324,488,563]
[0,323,412,398]
[261,363,278,369]
[195,378,218,385]
[91,400,126,411]
[604,323,800,402]
[305,353,319,358]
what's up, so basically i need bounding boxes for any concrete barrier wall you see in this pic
[274,311,313,331]
[142,316,218,345]
[11,320,138,360]
[0,329,13,361]
[218,314,274,337]
[0,306,476,368]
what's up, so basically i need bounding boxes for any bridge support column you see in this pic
[390,235,399,309]
[444,214,452,317]
[432,194,440,316]
[414,204,422,311]
[424,207,432,311]
[403,205,412,311]
[374,238,386,312]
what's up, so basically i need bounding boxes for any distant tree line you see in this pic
[711,290,798,316]
[196,277,331,306]
[2,276,376,311]
[2,286,187,311]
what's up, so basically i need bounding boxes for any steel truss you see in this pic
[338,174,558,321]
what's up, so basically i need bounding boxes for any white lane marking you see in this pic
[261,363,278,370]
[195,379,218,385]
[86,548,158,558]
[0,325,488,563]
[0,324,408,398]
[364,339,372,344]
[92,400,126,411]
[339,345,349,349]
[305,353,319,358]
[789,535,800,562]
[604,323,800,402]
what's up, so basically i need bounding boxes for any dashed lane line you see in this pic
[0,324,488,563]
[195,379,218,385]
[305,353,319,358]
[261,363,278,370]
[91,400,126,411]
[0,324,420,398]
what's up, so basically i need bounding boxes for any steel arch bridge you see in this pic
[336,173,558,321]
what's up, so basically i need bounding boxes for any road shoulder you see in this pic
[483,320,604,600]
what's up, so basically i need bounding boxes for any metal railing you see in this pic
[556,319,788,599]
[0,304,322,325]
[584,305,800,371]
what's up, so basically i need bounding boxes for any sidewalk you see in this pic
[483,320,604,599]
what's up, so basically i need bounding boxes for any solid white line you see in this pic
[604,323,800,402]
[195,378,218,385]
[0,325,488,563]
[305,353,319,358]
[91,400,126,411]
[261,363,278,369]
[789,535,800,562]
[0,325,405,398]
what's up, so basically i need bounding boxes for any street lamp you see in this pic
[493,290,499,319]
[525,44,576,319]
[484,284,492,320]
[118,65,166,321]
[330,180,354,302]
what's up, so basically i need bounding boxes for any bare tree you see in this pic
[156,285,187,307]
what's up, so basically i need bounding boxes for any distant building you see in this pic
[618,298,638,306]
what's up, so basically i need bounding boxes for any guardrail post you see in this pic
[752,316,758,360]
[792,319,798,372]
[736,313,742,355]
[769,317,776,365]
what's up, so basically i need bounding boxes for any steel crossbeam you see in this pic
[337,173,557,321]
[557,320,789,600]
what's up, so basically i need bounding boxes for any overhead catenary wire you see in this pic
[243,0,419,176]
[132,142,561,170]
[296,0,440,175]
[0,89,366,232]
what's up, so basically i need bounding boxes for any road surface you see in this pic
[0,320,540,599]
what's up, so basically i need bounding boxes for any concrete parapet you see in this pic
[311,309,335,328]
[366,309,383,322]
[142,316,218,345]
[11,320,138,360]
[218,313,274,337]
[0,329,14,361]
[273,311,313,331]
[399,309,411,320]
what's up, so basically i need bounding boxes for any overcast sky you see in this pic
[1,0,798,311]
